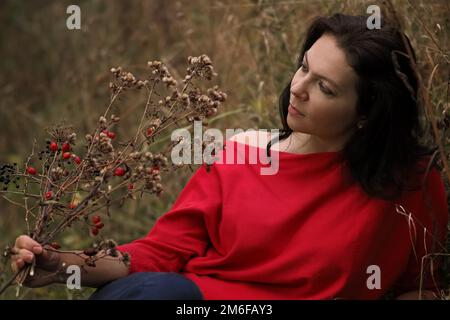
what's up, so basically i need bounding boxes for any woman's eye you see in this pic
[319,82,333,96]
[300,62,308,72]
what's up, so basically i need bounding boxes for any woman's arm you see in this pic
[11,235,129,288]
[54,250,130,288]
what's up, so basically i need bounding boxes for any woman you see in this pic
[10,14,448,300]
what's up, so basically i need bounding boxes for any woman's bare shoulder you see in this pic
[228,129,273,149]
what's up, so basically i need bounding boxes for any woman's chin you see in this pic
[287,117,307,132]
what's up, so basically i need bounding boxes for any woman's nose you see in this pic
[296,91,308,101]
[291,85,309,101]
[291,79,309,102]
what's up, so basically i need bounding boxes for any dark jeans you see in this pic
[89,272,204,300]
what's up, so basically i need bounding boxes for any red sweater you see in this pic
[117,139,448,299]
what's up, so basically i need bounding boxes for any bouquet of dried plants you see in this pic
[0,54,227,296]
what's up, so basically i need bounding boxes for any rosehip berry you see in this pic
[49,141,58,152]
[73,156,81,165]
[95,222,104,229]
[62,152,71,160]
[114,167,126,176]
[91,215,101,224]
[62,142,71,152]
[68,202,77,209]
[50,242,61,249]
[128,183,134,190]
[146,127,154,136]
[45,191,53,200]
[91,227,99,236]
[107,131,116,139]
[26,167,37,175]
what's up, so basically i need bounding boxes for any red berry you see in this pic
[91,215,101,224]
[107,131,116,139]
[27,167,37,175]
[95,222,105,229]
[62,142,71,152]
[146,127,154,136]
[91,227,99,236]
[62,152,71,160]
[114,167,126,176]
[101,130,111,138]
[151,166,160,174]
[128,183,134,190]
[68,202,77,209]
[49,141,58,152]
[74,156,81,165]
[50,242,61,249]
[45,191,53,200]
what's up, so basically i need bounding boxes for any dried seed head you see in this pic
[144,152,153,160]
[137,80,145,88]
[150,118,162,127]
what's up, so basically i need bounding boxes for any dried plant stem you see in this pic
[133,82,156,145]
[0,270,22,296]
[40,182,103,245]
[166,80,191,118]
[103,87,123,119]
[83,87,124,161]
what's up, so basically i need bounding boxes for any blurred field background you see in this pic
[0,0,448,299]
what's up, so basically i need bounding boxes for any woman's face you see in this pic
[288,34,359,139]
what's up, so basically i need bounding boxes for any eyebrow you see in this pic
[304,52,340,92]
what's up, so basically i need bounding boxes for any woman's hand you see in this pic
[10,235,62,287]
[11,235,129,288]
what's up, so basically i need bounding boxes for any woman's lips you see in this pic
[288,104,304,116]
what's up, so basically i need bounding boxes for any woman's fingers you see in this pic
[15,235,41,253]
[11,258,24,273]
[10,248,34,273]
[11,235,41,273]
[18,248,34,263]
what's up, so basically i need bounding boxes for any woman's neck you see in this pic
[275,131,352,154]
